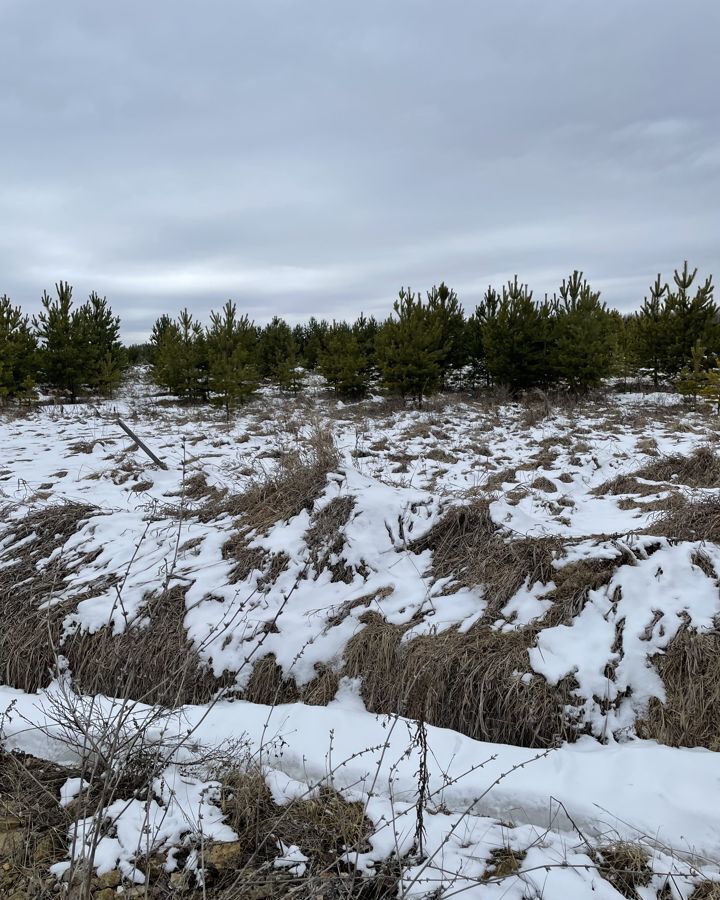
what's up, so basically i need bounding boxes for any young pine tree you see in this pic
[0,295,37,401]
[376,288,444,406]
[700,360,720,413]
[77,291,126,396]
[206,300,259,419]
[676,340,708,408]
[553,271,615,393]
[151,309,208,401]
[259,317,302,392]
[425,283,466,385]
[478,278,554,393]
[33,282,88,402]
[318,322,369,399]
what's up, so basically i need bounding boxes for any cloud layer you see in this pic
[2,1,719,340]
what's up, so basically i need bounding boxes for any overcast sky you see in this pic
[1,1,719,341]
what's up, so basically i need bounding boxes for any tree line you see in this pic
[1,262,718,409]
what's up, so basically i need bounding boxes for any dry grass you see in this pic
[409,501,561,613]
[0,502,105,693]
[592,475,668,497]
[691,882,720,899]
[64,585,233,707]
[638,625,720,750]
[530,476,557,493]
[343,613,578,747]
[635,445,720,488]
[305,496,357,582]
[221,426,338,535]
[0,748,74,870]
[242,653,339,708]
[595,842,652,898]
[482,846,527,881]
[650,496,720,543]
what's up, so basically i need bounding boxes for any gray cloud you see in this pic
[1,0,719,341]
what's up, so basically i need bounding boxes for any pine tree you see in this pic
[479,277,553,392]
[633,275,672,387]
[318,322,369,398]
[259,317,302,391]
[700,360,720,413]
[553,271,615,392]
[633,264,716,385]
[33,282,87,402]
[426,283,466,384]
[77,291,125,395]
[676,340,707,407]
[151,309,208,401]
[352,313,379,372]
[0,295,37,401]
[376,288,444,406]
[206,300,258,418]
[666,262,717,375]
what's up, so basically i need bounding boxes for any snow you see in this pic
[2,375,720,895]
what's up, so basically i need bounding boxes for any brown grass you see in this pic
[305,496,356,582]
[64,585,233,707]
[530,476,557,493]
[343,614,578,747]
[409,501,561,613]
[638,624,720,750]
[0,502,105,693]
[595,842,652,898]
[221,426,338,535]
[635,445,720,488]
[650,496,720,543]
[691,882,720,899]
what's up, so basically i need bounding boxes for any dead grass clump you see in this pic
[530,476,556,493]
[691,882,720,899]
[184,471,228,503]
[595,842,652,898]
[242,654,339,707]
[214,769,375,890]
[0,748,75,869]
[650,496,720,543]
[0,502,103,692]
[592,475,664,497]
[410,502,561,615]
[638,625,720,750]
[305,496,356,582]
[221,530,290,587]
[343,615,576,747]
[634,445,720,488]
[482,846,527,881]
[221,427,338,535]
[483,467,518,490]
[65,585,233,707]
[544,551,632,626]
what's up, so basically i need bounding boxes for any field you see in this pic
[2,371,720,898]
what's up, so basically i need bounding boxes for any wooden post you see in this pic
[116,417,168,470]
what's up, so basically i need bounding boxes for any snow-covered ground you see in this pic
[2,373,720,897]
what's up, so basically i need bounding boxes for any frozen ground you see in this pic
[1,372,720,897]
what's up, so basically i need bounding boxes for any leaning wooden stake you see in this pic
[116,417,168,470]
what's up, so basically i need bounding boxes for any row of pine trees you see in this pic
[0,282,124,402]
[1,263,718,410]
